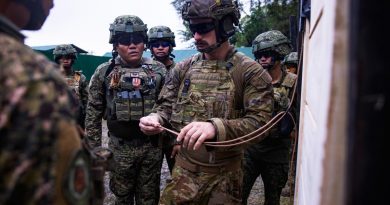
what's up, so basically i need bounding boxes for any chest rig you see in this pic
[170,55,237,130]
[273,72,297,112]
[64,72,81,100]
[106,64,157,121]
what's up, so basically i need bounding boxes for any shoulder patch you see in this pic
[63,150,92,204]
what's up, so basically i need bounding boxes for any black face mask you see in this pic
[189,22,215,35]
[117,34,144,45]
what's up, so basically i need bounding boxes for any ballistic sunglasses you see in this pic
[189,22,215,35]
[150,41,171,48]
[254,51,276,59]
[117,34,144,45]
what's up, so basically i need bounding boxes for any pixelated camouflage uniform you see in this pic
[157,61,177,174]
[86,54,166,205]
[148,25,177,173]
[54,44,89,128]
[243,30,297,205]
[62,70,88,128]
[0,16,88,204]
[154,46,274,205]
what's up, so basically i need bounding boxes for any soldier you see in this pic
[53,44,89,129]
[139,0,273,204]
[0,0,93,204]
[242,30,297,205]
[283,51,298,74]
[85,15,167,205]
[147,25,177,174]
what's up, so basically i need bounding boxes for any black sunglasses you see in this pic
[117,34,144,45]
[150,42,171,48]
[255,51,275,59]
[189,22,215,35]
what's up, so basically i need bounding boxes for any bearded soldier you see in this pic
[139,0,274,204]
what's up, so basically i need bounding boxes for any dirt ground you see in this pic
[101,120,294,205]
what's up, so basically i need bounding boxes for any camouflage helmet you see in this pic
[148,26,176,47]
[181,0,240,38]
[109,15,148,44]
[53,44,77,62]
[252,30,292,57]
[283,51,298,65]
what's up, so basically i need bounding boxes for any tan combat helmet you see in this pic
[181,0,240,42]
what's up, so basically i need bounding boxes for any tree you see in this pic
[170,0,298,48]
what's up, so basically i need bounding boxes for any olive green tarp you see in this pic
[33,45,254,81]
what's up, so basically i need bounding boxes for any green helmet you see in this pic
[181,0,240,39]
[283,52,298,65]
[53,44,77,62]
[147,26,176,47]
[252,30,292,58]
[109,15,148,44]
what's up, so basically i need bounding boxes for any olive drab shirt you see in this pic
[86,56,166,147]
[153,47,274,168]
[0,16,86,204]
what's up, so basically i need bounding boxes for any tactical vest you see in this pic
[105,63,162,123]
[64,71,82,100]
[271,71,297,137]
[273,72,297,112]
[170,52,245,132]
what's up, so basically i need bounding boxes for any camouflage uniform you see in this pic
[85,15,166,205]
[243,30,297,205]
[0,13,92,204]
[283,51,298,74]
[148,25,177,173]
[53,44,89,128]
[152,1,273,204]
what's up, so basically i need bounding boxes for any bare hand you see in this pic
[170,144,181,158]
[139,115,163,135]
[177,122,216,151]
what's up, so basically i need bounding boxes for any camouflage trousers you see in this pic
[160,165,242,205]
[242,158,289,205]
[109,136,163,205]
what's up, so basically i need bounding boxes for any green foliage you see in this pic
[170,0,298,48]
[236,0,298,47]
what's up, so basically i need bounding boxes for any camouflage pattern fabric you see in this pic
[252,30,292,56]
[53,44,77,57]
[109,15,148,44]
[242,70,297,205]
[0,18,81,204]
[62,71,88,128]
[153,46,273,203]
[160,165,242,205]
[283,51,298,65]
[148,25,176,47]
[85,56,166,147]
[108,135,162,205]
[158,61,176,174]
[86,56,166,204]
[242,159,289,205]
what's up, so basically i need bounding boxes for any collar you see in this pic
[0,15,26,42]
